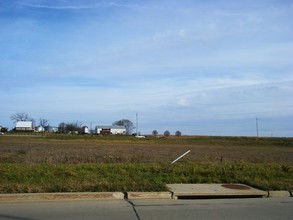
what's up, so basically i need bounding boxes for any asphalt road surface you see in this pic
[0,197,292,220]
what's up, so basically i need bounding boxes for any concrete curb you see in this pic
[0,192,124,202]
[267,191,292,198]
[126,192,172,199]
[0,192,173,202]
[0,189,291,202]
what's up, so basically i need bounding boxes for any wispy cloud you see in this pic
[20,3,99,10]
[19,1,146,10]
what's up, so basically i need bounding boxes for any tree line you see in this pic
[152,130,182,137]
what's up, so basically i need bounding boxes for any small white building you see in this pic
[15,121,34,131]
[95,125,126,135]
[82,126,90,134]
[35,126,45,132]
[44,126,59,133]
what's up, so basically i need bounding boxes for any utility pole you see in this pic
[136,112,138,135]
[256,118,259,137]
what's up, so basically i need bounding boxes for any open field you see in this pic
[0,134,292,192]
[1,134,292,164]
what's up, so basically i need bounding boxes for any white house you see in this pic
[15,121,34,131]
[95,125,126,135]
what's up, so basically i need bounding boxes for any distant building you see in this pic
[15,121,34,131]
[95,125,126,135]
[35,126,45,132]
[0,126,8,132]
[44,126,59,133]
[82,126,90,134]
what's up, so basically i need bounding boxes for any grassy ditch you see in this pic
[0,162,292,193]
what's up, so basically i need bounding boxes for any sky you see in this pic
[0,0,292,137]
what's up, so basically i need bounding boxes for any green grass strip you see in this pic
[0,162,292,193]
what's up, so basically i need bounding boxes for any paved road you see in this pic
[0,197,292,220]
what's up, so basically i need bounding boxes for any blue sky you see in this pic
[0,0,292,136]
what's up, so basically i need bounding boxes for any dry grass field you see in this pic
[0,134,292,164]
[0,134,292,192]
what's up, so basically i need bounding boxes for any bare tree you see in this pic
[10,112,34,123]
[39,118,49,127]
[175,130,182,137]
[112,119,134,135]
[58,121,83,134]
[152,130,158,136]
[66,121,83,133]
[58,122,67,133]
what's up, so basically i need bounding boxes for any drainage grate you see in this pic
[221,184,251,190]
[176,195,263,200]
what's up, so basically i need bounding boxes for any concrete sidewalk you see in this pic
[167,184,268,199]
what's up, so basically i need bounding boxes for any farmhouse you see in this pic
[95,125,126,135]
[15,121,34,131]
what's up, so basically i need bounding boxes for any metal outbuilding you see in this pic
[95,125,126,135]
[15,121,34,131]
